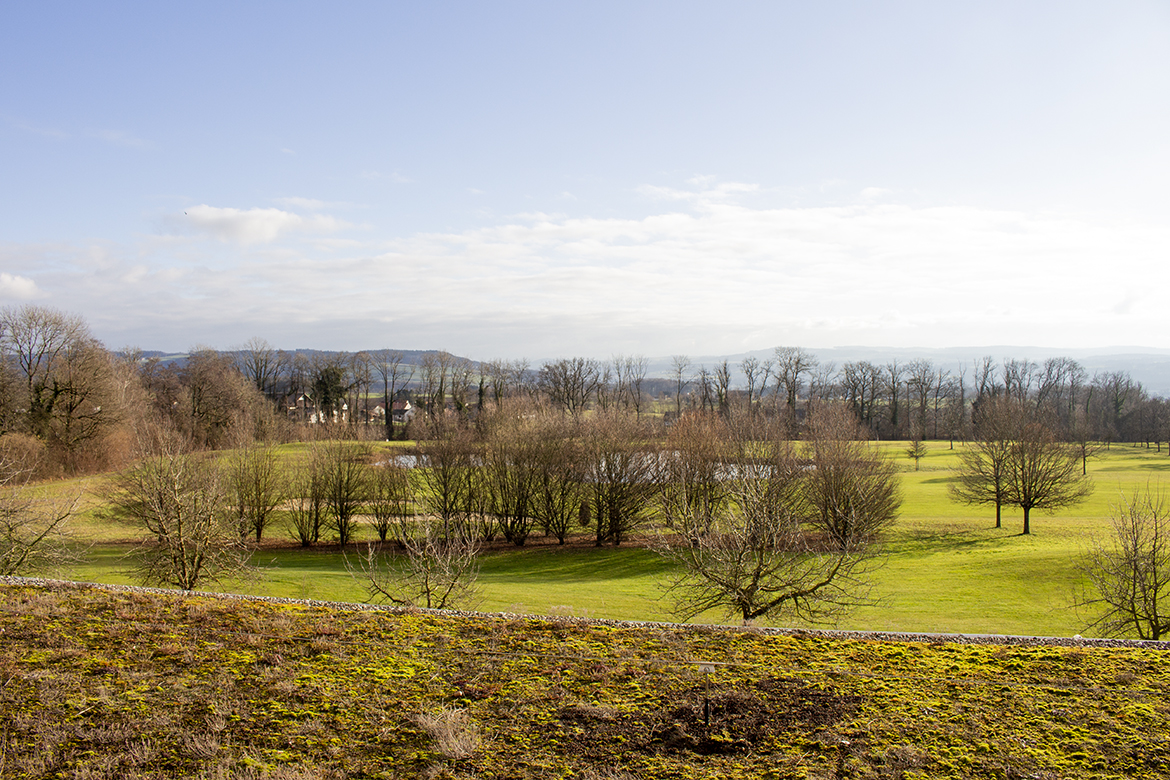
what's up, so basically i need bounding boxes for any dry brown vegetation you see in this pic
[3,580,1170,779]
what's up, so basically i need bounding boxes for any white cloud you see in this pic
[179,205,350,245]
[8,118,68,139]
[13,182,1170,358]
[360,170,411,183]
[0,273,39,299]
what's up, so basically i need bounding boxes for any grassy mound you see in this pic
[3,582,1169,779]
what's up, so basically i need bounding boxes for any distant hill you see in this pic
[127,347,464,369]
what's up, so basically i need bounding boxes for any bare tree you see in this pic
[741,356,771,418]
[288,457,328,547]
[0,306,121,469]
[658,434,884,625]
[930,367,952,441]
[974,356,999,403]
[314,439,372,546]
[366,461,413,543]
[1094,371,1137,444]
[449,357,477,417]
[418,351,459,419]
[235,337,281,400]
[106,430,251,590]
[611,354,631,410]
[414,420,478,539]
[1081,486,1170,639]
[1007,415,1092,535]
[694,365,715,413]
[950,396,1017,528]
[225,441,285,542]
[670,354,692,416]
[626,354,648,418]
[349,350,374,427]
[539,357,601,415]
[582,411,660,546]
[483,358,529,408]
[285,351,312,422]
[593,361,615,411]
[947,363,968,444]
[531,414,584,544]
[1002,358,1038,405]
[1036,356,1084,429]
[373,350,414,440]
[905,438,926,471]
[773,346,817,431]
[1,305,89,426]
[179,348,269,448]
[657,413,730,539]
[713,360,732,417]
[1067,405,1103,476]
[806,360,837,416]
[359,521,481,610]
[802,405,902,549]
[905,359,934,438]
[883,360,906,439]
[0,448,79,575]
[841,361,882,434]
[480,410,541,546]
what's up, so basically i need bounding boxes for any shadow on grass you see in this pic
[887,524,1025,554]
[480,545,674,584]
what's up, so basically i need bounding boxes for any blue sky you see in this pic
[2,2,1169,359]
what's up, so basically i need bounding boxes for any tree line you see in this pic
[1,303,1158,479]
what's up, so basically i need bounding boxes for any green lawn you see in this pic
[49,440,1170,637]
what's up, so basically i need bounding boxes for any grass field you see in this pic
[45,440,1170,637]
[4,582,1169,779]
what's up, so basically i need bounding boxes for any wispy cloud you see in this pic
[176,205,350,245]
[5,117,151,148]
[6,117,68,139]
[360,170,411,183]
[89,128,152,149]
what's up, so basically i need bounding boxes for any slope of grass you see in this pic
[3,581,1168,780]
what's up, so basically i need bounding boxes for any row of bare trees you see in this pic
[662,350,1170,449]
